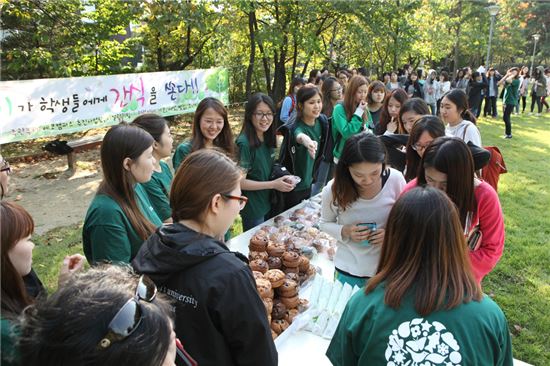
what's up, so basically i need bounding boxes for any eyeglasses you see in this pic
[412,142,431,152]
[253,112,274,120]
[98,275,157,349]
[330,88,342,93]
[222,193,248,210]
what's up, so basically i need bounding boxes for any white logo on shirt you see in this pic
[385,318,462,366]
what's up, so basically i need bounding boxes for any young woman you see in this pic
[18,266,180,366]
[519,68,530,114]
[530,66,547,115]
[327,186,512,365]
[381,72,391,87]
[331,75,371,162]
[423,69,438,115]
[404,115,446,182]
[321,76,343,118]
[132,149,277,366]
[497,67,520,139]
[386,71,400,91]
[440,89,482,146]
[468,72,488,118]
[451,68,465,89]
[456,67,471,92]
[436,71,451,114]
[484,67,501,118]
[338,70,351,90]
[366,80,386,134]
[403,137,505,283]
[320,133,406,287]
[236,93,295,231]
[131,114,174,222]
[399,97,431,134]
[0,155,10,200]
[172,97,235,170]
[83,124,163,265]
[1,201,84,366]
[404,71,423,98]
[378,88,408,135]
[285,85,328,208]
[279,77,305,125]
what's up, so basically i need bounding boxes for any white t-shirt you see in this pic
[446,120,482,146]
[320,169,406,277]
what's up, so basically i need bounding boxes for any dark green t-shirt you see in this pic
[327,283,513,366]
[141,160,173,221]
[503,79,520,106]
[293,119,322,191]
[83,184,162,264]
[173,140,193,170]
[236,134,275,220]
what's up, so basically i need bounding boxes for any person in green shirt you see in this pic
[1,201,84,366]
[83,124,163,265]
[498,67,520,139]
[283,85,328,209]
[132,114,174,222]
[172,97,236,170]
[332,75,372,162]
[326,187,513,366]
[237,93,296,231]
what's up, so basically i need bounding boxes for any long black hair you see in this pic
[241,93,277,149]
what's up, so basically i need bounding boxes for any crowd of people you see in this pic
[2,60,540,365]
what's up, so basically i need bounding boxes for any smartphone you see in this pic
[357,223,377,246]
[176,338,198,366]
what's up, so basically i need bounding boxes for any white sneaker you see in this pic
[536,113,541,116]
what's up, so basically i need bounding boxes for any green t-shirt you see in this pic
[236,134,275,220]
[173,140,193,170]
[1,318,18,366]
[332,103,370,160]
[293,119,322,191]
[83,184,162,264]
[503,79,520,106]
[327,283,513,366]
[141,160,173,221]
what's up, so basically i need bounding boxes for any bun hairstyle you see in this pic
[441,89,477,125]
[130,114,169,143]
[332,133,387,210]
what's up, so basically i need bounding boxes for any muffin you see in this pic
[267,256,282,270]
[298,256,310,273]
[249,251,269,261]
[267,243,286,258]
[271,319,289,334]
[249,259,269,274]
[282,251,301,268]
[265,269,286,288]
[271,300,287,320]
[255,278,273,299]
[249,234,269,252]
[277,279,298,298]
[280,295,300,309]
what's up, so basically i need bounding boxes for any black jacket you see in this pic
[132,223,277,366]
[468,79,488,107]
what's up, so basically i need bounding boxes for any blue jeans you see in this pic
[241,216,265,232]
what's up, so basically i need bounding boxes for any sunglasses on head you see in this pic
[97,275,157,349]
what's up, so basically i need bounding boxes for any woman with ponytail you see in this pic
[440,89,482,146]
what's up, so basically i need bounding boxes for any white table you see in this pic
[227,198,532,366]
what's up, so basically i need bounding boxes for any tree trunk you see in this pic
[291,38,298,79]
[253,13,272,95]
[452,0,463,78]
[245,10,257,99]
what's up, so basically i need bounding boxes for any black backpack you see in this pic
[43,139,74,155]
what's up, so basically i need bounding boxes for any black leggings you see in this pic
[531,95,542,113]
[503,104,514,136]
[521,96,527,112]
[484,96,497,117]
[542,96,549,110]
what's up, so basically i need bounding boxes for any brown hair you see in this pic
[404,116,445,182]
[131,113,168,143]
[190,97,235,158]
[367,80,386,107]
[98,124,157,240]
[171,149,242,222]
[1,201,35,317]
[332,133,386,209]
[321,76,341,117]
[343,75,368,121]
[379,88,408,134]
[417,137,476,227]
[366,186,482,315]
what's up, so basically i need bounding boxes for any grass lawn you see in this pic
[30,110,550,364]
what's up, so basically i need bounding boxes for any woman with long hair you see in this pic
[484,67,501,118]
[18,266,180,366]
[321,76,343,118]
[436,71,451,115]
[83,124,163,264]
[366,81,386,134]
[131,114,174,222]
[331,75,372,162]
[519,67,530,114]
[423,69,438,115]
[0,155,10,200]
[1,201,84,366]
[378,88,408,135]
[404,115,445,182]
[399,97,431,134]
[440,89,481,146]
[403,137,505,282]
[237,93,295,231]
[327,186,512,365]
[172,97,235,170]
[497,67,520,139]
[320,133,405,287]
[279,77,306,124]
[133,149,277,366]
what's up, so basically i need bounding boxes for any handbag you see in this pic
[268,163,292,218]
[465,212,482,251]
